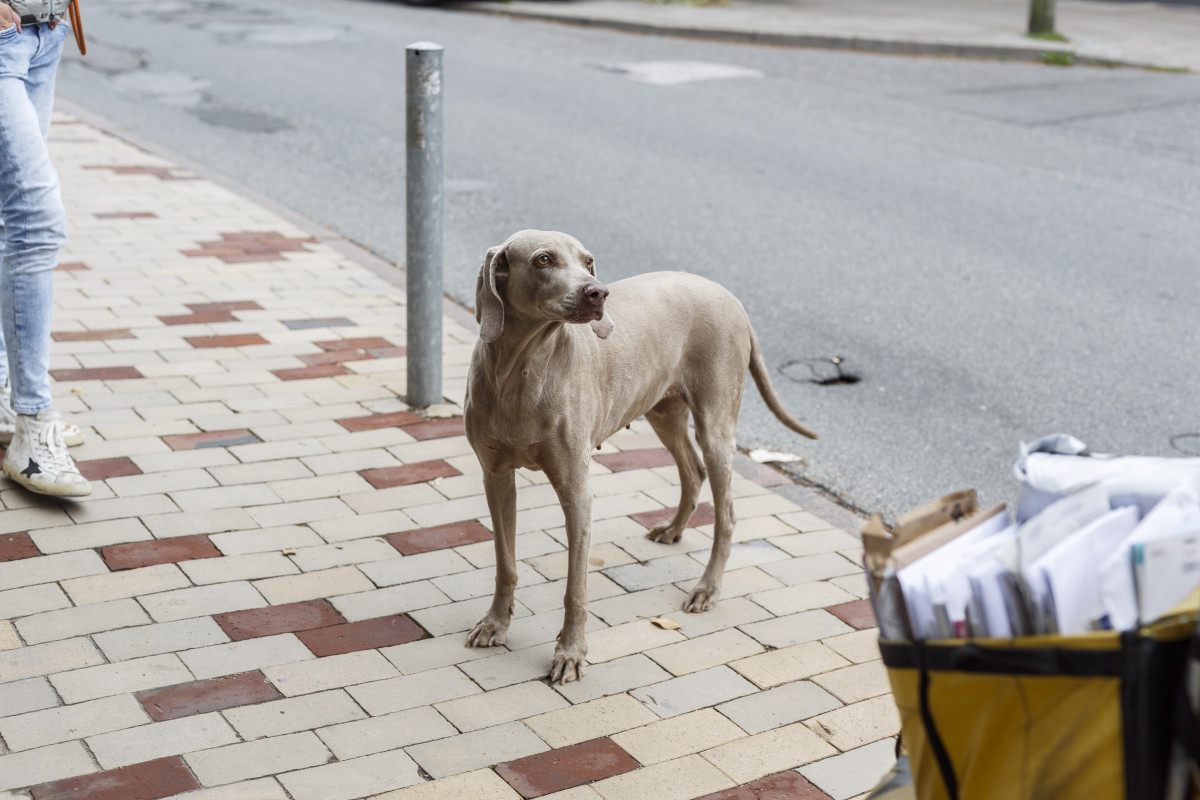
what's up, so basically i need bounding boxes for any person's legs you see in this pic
[0,22,68,414]
[0,22,88,496]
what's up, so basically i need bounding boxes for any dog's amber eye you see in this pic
[537,255,551,265]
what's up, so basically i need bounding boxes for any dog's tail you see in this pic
[749,327,819,440]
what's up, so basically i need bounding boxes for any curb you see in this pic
[452,2,1170,70]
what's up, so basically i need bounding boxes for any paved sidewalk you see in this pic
[0,113,892,800]
[456,0,1200,71]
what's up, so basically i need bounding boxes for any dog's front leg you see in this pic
[546,459,592,684]
[467,468,517,647]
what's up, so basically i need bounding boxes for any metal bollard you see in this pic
[405,42,444,408]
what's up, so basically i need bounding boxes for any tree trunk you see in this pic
[1028,0,1057,34]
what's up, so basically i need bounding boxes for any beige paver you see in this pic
[610,708,747,765]
[0,638,104,684]
[253,566,374,605]
[317,706,457,760]
[811,659,891,704]
[49,653,194,704]
[186,731,334,786]
[0,741,95,793]
[523,693,660,748]
[804,695,901,751]
[88,712,241,770]
[645,629,764,676]
[0,622,18,652]
[369,768,521,800]
[0,695,148,752]
[347,665,481,715]
[264,650,399,697]
[701,721,838,783]
[404,721,550,779]
[584,619,685,664]
[435,680,567,733]
[224,690,366,739]
[729,641,852,689]
[278,749,423,800]
[60,563,191,606]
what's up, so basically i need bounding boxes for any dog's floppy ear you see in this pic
[476,246,507,343]
[590,311,614,340]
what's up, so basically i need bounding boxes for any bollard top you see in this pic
[406,42,444,52]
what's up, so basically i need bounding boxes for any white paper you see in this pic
[1025,505,1139,635]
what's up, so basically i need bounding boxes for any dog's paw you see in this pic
[683,582,720,613]
[465,617,509,648]
[549,646,587,685]
[645,523,683,544]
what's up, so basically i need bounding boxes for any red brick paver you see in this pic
[400,417,465,441]
[101,535,221,572]
[136,672,281,722]
[272,364,349,381]
[214,600,347,641]
[29,756,199,800]
[158,311,236,326]
[594,448,676,472]
[76,457,142,481]
[49,366,142,381]
[185,334,270,348]
[361,460,461,490]
[316,337,394,351]
[55,261,89,271]
[0,532,39,562]
[495,738,640,798]
[826,598,877,631]
[630,503,717,531]
[186,301,263,314]
[296,614,426,656]
[51,329,133,342]
[385,521,492,556]
[337,410,424,432]
[694,771,832,800]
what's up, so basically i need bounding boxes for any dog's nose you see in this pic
[583,283,609,307]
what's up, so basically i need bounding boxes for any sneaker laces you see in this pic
[33,414,76,476]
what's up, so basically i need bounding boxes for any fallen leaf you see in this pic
[650,617,681,630]
[424,403,460,419]
[281,549,297,556]
[749,448,802,464]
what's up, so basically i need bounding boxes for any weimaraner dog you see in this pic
[463,230,818,684]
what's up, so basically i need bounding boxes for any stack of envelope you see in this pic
[864,435,1200,641]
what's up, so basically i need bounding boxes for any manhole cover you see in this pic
[1170,433,1200,455]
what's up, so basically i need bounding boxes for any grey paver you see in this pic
[717,679,843,734]
[631,666,758,718]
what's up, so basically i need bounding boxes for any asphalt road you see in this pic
[55,0,1200,521]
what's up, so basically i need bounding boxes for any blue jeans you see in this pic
[0,21,68,416]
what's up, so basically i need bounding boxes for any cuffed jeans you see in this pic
[0,21,68,415]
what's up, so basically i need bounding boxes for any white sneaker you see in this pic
[0,387,84,447]
[2,409,92,497]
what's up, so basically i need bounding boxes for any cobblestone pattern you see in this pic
[0,115,895,800]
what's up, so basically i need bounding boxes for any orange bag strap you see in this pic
[67,0,84,55]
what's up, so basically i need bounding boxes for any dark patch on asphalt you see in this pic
[1170,433,1200,455]
[189,104,291,133]
[781,357,861,386]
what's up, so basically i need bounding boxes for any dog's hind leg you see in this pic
[682,410,739,613]
[643,396,707,545]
